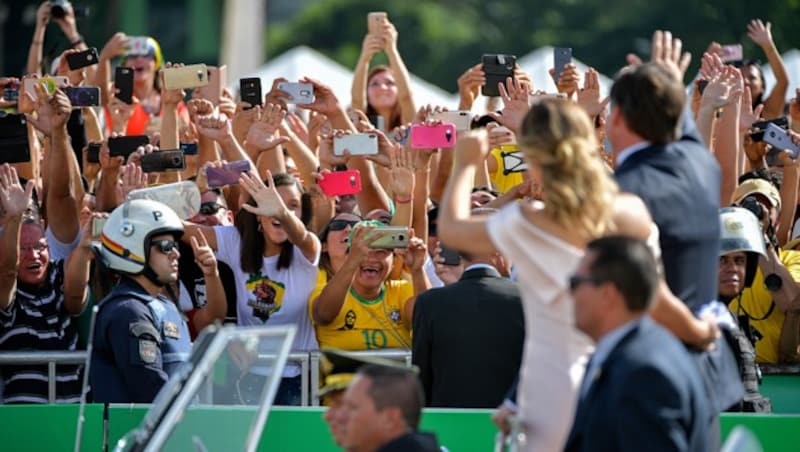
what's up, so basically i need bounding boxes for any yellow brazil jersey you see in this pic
[308,270,413,350]
[489,147,525,195]
[729,249,800,364]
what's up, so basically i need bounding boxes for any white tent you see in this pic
[517,46,613,96]
[762,49,800,103]
[238,46,458,110]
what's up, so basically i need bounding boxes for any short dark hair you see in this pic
[359,364,424,430]
[586,236,659,312]
[610,63,685,144]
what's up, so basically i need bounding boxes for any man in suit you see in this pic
[565,236,711,452]
[412,216,524,408]
[607,31,743,419]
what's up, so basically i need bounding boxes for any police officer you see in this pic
[90,199,194,403]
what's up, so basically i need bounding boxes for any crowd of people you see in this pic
[1,1,800,450]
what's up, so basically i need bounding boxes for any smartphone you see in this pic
[140,150,186,173]
[367,114,385,131]
[439,246,462,266]
[721,44,743,64]
[65,86,100,107]
[206,159,251,187]
[431,111,472,131]
[750,117,789,142]
[501,145,528,175]
[239,77,262,109]
[162,64,209,90]
[86,142,101,164]
[194,65,227,105]
[764,122,799,154]
[115,67,134,104]
[0,114,31,164]
[180,142,198,155]
[410,123,456,149]
[66,47,99,71]
[369,226,410,249]
[277,82,314,105]
[368,12,388,34]
[318,170,362,197]
[127,36,151,55]
[91,217,107,238]
[481,54,516,97]
[334,133,379,156]
[553,47,573,82]
[108,135,149,158]
[23,76,69,101]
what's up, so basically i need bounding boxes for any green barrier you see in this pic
[2,405,800,451]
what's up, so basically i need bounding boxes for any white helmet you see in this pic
[99,199,184,275]
[719,207,766,288]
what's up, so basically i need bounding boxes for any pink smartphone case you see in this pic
[410,124,456,149]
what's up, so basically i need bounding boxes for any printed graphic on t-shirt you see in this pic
[337,309,357,331]
[389,308,401,323]
[245,272,285,321]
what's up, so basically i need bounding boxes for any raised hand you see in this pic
[30,84,72,134]
[699,52,725,81]
[549,63,580,98]
[394,234,427,272]
[239,170,288,218]
[188,98,215,123]
[0,164,34,219]
[160,63,186,107]
[100,32,128,61]
[739,86,764,132]
[264,77,290,110]
[297,77,341,116]
[195,114,234,143]
[457,63,485,110]
[56,49,86,86]
[576,68,609,117]
[649,30,692,83]
[747,19,774,49]
[108,94,135,134]
[35,1,51,29]
[389,145,415,200]
[191,233,219,277]
[452,130,490,168]
[218,88,236,119]
[487,123,516,149]
[284,112,310,145]
[789,89,800,126]
[246,103,290,151]
[491,77,532,134]
[361,33,384,60]
[700,66,743,110]
[318,131,349,168]
[380,20,399,51]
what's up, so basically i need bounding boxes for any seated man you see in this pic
[565,236,711,451]
[729,178,800,363]
[339,363,440,452]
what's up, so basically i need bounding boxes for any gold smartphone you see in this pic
[367,12,387,34]
[162,64,209,90]
[193,65,227,105]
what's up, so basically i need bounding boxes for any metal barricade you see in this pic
[0,351,87,403]
[309,349,413,406]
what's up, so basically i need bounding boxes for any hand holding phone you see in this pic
[481,54,516,97]
[114,67,134,104]
[368,12,388,35]
[65,86,100,107]
[334,133,379,156]
[277,82,314,105]
[410,123,456,149]
[109,135,149,158]
[431,111,472,132]
[140,150,186,173]
[66,48,99,71]
[91,217,107,238]
[553,47,573,82]
[162,64,209,90]
[239,77,262,109]
[369,226,410,249]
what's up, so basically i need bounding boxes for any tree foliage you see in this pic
[266,0,800,91]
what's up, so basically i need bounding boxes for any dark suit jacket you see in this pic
[564,317,712,452]
[412,267,524,408]
[614,132,721,313]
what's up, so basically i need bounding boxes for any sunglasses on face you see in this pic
[328,219,360,231]
[152,239,179,254]
[199,202,224,215]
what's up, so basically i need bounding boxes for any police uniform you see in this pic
[91,278,191,403]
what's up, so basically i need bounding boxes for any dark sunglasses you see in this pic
[328,219,360,231]
[152,239,180,254]
[199,202,225,215]
[568,274,598,292]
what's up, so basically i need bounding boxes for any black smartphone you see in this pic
[240,77,262,110]
[750,117,790,142]
[553,47,572,82]
[180,142,198,155]
[439,246,462,266]
[86,142,101,164]
[115,67,134,104]
[0,114,31,164]
[65,86,100,107]
[481,54,516,97]
[66,47,99,71]
[140,150,186,173]
[108,135,149,158]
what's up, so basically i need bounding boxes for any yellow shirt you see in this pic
[729,249,800,363]
[489,148,524,195]
[309,270,413,350]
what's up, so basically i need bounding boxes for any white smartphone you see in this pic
[431,110,472,131]
[162,64,209,90]
[277,82,314,105]
[334,133,379,156]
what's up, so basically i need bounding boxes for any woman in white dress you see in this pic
[438,97,619,451]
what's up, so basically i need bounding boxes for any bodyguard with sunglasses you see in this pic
[90,199,194,403]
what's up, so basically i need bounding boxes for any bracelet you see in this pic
[71,36,84,47]
[394,196,412,204]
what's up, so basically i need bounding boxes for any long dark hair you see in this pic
[235,173,312,273]
[365,66,402,131]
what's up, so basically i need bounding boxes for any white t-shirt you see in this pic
[214,226,320,377]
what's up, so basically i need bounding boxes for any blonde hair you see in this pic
[519,98,618,239]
